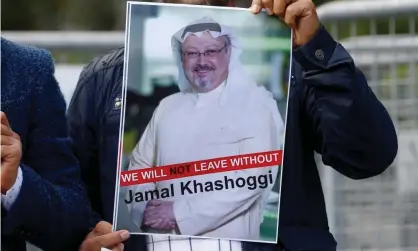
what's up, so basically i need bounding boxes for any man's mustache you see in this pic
[194,64,215,71]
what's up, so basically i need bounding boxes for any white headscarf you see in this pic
[171,16,285,224]
[170,16,255,94]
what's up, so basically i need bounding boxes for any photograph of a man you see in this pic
[123,15,286,242]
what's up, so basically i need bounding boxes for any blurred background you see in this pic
[2,0,418,250]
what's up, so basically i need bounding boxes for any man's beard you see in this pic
[193,64,216,91]
[194,78,214,91]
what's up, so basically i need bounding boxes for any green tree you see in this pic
[1,0,63,30]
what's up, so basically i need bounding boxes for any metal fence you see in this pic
[317,0,418,251]
[2,0,418,251]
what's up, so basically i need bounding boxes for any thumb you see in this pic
[250,0,262,13]
[98,230,130,248]
[0,112,10,128]
[147,200,162,206]
[94,221,113,235]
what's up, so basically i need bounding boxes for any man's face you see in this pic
[181,33,231,93]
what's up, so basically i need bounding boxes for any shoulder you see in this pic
[77,47,125,87]
[240,84,283,122]
[159,92,184,105]
[70,47,125,108]
[246,84,277,108]
[152,92,185,118]
[1,38,54,80]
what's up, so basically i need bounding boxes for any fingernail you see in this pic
[120,231,130,240]
[266,8,273,15]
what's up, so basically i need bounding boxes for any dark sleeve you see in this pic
[293,25,398,179]
[67,64,104,217]
[1,51,98,251]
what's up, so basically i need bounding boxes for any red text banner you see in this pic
[120,150,282,187]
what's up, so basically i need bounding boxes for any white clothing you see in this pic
[1,166,23,210]
[127,78,283,239]
[101,239,242,251]
[126,16,284,242]
[147,236,242,251]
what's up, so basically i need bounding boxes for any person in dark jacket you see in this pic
[67,0,398,250]
[0,37,95,251]
[0,38,131,251]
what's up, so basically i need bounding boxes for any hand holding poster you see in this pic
[113,1,292,244]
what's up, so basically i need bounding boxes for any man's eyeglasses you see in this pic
[183,45,227,59]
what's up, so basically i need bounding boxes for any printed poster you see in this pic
[113,1,292,244]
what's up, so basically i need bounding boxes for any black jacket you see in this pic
[67,26,398,251]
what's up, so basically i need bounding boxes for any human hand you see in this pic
[250,0,321,47]
[143,200,176,230]
[1,111,22,194]
[79,221,130,251]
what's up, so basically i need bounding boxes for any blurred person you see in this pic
[67,0,398,250]
[125,16,283,239]
[0,38,129,251]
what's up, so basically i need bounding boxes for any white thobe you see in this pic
[126,80,283,240]
[147,237,243,251]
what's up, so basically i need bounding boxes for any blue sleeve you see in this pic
[293,25,398,179]
[1,50,98,251]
